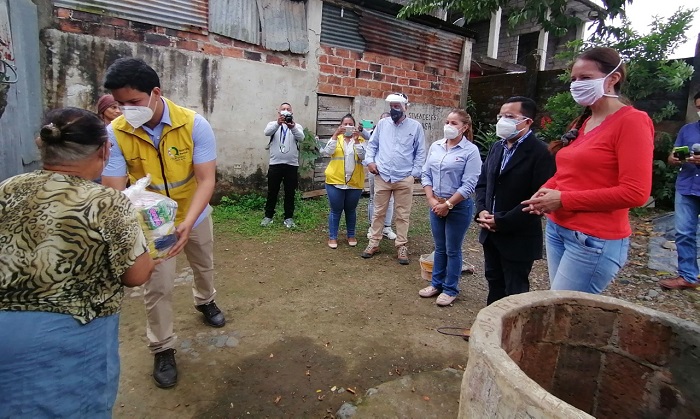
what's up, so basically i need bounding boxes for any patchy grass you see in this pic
[213,192,328,238]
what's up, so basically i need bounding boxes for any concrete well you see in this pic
[459,291,700,418]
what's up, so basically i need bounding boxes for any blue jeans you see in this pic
[674,192,700,283]
[429,199,473,297]
[326,184,362,240]
[545,219,629,293]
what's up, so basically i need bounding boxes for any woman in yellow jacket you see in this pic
[321,114,366,249]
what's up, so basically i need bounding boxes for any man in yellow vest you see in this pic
[102,58,224,389]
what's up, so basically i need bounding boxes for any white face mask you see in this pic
[697,110,700,119]
[570,60,623,107]
[443,124,460,140]
[121,93,155,129]
[496,118,527,140]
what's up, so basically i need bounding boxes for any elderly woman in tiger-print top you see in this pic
[0,108,155,417]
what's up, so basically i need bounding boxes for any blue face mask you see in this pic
[390,108,403,122]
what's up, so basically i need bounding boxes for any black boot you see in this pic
[153,349,177,388]
[196,301,226,327]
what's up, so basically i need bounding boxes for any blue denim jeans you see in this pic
[674,192,700,284]
[326,184,362,240]
[429,199,473,297]
[545,219,629,294]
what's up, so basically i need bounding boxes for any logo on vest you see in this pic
[167,146,190,162]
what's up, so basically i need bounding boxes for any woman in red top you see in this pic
[522,47,654,293]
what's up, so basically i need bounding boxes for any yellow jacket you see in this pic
[111,97,197,225]
[324,135,365,189]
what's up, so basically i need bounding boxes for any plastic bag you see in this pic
[123,175,178,259]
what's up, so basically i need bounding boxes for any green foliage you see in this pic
[651,132,679,208]
[473,124,499,160]
[398,0,630,37]
[299,128,321,174]
[540,92,582,142]
[213,191,327,237]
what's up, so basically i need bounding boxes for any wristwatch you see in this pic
[445,200,454,210]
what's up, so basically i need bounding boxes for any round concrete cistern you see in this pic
[459,291,700,418]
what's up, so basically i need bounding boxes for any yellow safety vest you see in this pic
[324,135,365,189]
[111,97,198,225]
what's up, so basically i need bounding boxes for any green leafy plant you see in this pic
[473,124,499,160]
[299,128,320,174]
[651,132,679,208]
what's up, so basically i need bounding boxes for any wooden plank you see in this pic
[302,189,327,199]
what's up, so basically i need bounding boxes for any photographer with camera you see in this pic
[261,102,305,228]
[659,91,700,290]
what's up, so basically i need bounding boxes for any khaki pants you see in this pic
[369,175,414,247]
[144,216,216,353]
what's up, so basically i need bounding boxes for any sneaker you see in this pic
[361,242,380,258]
[383,226,397,240]
[260,217,273,227]
[436,293,457,306]
[195,301,226,327]
[153,349,177,388]
[419,285,440,298]
[397,245,409,265]
[659,276,700,290]
[283,218,296,229]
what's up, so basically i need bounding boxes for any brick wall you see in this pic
[317,45,464,108]
[53,7,306,69]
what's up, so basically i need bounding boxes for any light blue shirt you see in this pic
[421,137,482,199]
[103,98,216,227]
[364,116,426,182]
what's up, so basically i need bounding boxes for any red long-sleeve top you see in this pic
[544,106,654,240]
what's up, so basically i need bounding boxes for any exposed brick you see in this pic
[331,85,347,95]
[55,8,71,19]
[318,84,333,94]
[327,75,342,85]
[88,24,116,39]
[165,28,179,37]
[405,70,418,79]
[318,55,328,64]
[144,33,171,47]
[617,313,673,366]
[335,48,350,59]
[359,88,372,97]
[348,50,362,60]
[59,20,86,34]
[244,50,262,61]
[567,306,616,348]
[212,34,234,46]
[383,66,395,76]
[596,353,653,417]
[401,61,413,70]
[369,63,382,73]
[346,87,359,97]
[115,27,144,43]
[70,10,101,23]
[177,40,200,52]
[154,27,166,35]
[327,55,342,66]
[424,65,438,75]
[334,66,350,76]
[394,69,406,78]
[342,58,356,68]
[372,72,384,81]
[130,21,155,32]
[414,62,425,72]
[380,82,391,92]
[102,16,129,27]
[551,346,601,414]
[385,75,397,84]
[182,31,209,43]
[318,75,328,84]
[319,64,334,74]
[417,72,428,81]
[341,77,355,87]
[419,80,431,89]
[397,77,409,86]
[355,79,369,89]
[357,70,372,79]
[389,57,403,68]
[320,45,334,55]
[355,61,369,71]
[430,82,441,90]
[266,54,285,66]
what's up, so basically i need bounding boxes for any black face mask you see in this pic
[390,108,403,122]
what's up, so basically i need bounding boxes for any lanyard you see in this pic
[280,126,289,153]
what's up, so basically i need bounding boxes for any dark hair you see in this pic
[448,109,474,141]
[340,113,356,126]
[504,96,537,120]
[549,47,626,155]
[104,58,160,93]
[694,91,700,101]
[280,102,291,108]
[38,107,107,165]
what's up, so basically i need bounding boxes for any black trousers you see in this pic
[483,236,534,305]
[265,163,298,219]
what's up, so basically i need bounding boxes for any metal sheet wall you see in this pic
[209,0,260,45]
[320,3,365,52]
[360,9,464,71]
[54,0,208,33]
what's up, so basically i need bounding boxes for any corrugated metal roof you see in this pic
[320,3,366,52]
[360,9,464,70]
[209,0,261,45]
[258,0,308,53]
[54,0,208,33]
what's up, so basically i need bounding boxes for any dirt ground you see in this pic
[113,197,699,418]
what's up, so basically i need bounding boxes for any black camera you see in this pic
[285,114,294,124]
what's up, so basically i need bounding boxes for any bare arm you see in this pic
[120,252,155,287]
[102,176,128,191]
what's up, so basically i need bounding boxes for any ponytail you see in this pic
[548,107,591,155]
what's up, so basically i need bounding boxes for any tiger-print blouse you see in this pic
[0,171,148,324]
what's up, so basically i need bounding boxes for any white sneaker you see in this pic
[383,226,397,240]
[283,218,296,229]
[367,228,372,239]
[260,217,273,227]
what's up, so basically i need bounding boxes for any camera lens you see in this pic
[285,115,293,123]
